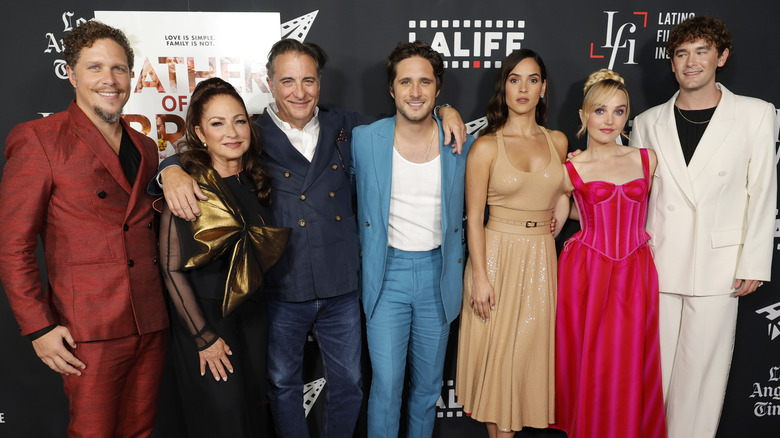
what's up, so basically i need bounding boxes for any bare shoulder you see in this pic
[623,146,657,174]
[568,148,591,164]
[469,133,499,159]
[546,129,569,161]
[646,148,658,173]
[628,145,656,160]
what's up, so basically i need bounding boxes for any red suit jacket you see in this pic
[0,102,168,342]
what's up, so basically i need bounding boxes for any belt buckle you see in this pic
[525,221,537,228]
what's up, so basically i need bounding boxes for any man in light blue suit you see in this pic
[351,41,474,438]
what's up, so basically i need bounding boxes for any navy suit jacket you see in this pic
[351,116,473,323]
[259,104,373,301]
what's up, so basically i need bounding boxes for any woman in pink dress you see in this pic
[555,69,667,438]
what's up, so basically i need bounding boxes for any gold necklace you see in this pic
[394,124,437,163]
[676,105,711,125]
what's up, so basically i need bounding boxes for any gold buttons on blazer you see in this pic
[299,194,307,201]
[329,191,335,198]
[335,215,342,222]
[332,164,339,171]
[283,171,291,178]
[298,219,307,227]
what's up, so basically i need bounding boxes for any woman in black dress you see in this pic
[159,78,289,437]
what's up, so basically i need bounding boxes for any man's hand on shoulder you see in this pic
[161,167,207,221]
[438,106,467,154]
[32,325,86,376]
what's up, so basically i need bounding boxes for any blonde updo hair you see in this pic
[577,69,630,139]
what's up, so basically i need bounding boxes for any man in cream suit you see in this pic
[631,16,776,438]
[351,41,473,438]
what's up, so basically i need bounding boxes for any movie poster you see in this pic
[95,11,281,160]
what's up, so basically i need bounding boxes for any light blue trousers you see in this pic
[366,247,449,438]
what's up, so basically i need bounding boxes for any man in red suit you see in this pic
[0,21,168,437]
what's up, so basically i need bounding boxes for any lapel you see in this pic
[122,119,156,219]
[373,117,395,232]
[438,119,457,233]
[303,108,340,191]
[68,102,133,196]
[687,83,736,180]
[257,111,312,181]
[652,92,697,204]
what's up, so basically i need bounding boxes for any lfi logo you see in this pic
[756,301,780,341]
[589,11,648,70]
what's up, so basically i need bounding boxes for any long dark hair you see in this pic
[181,78,271,205]
[481,48,548,136]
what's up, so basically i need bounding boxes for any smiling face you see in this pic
[67,38,131,126]
[504,57,546,117]
[581,89,628,146]
[194,94,251,172]
[389,55,440,123]
[266,51,320,130]
[670,38,728,94]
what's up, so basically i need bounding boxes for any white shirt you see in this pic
[266,103,320,162]
[387,149,442,251]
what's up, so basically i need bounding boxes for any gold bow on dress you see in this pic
[185,167,290,316]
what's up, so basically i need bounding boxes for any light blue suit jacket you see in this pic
[351,116,473,324]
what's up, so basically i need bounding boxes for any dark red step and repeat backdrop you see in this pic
[1,1,778,437]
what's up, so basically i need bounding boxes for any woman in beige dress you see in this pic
[456,48,569,437]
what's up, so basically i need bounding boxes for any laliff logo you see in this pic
[756,301,780,341]
[588,11,647,70]
[749,366,780,416]
[43,11,89,80]
[436,380,465,418]
[408,19,525,69]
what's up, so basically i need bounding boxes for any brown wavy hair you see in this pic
[481,48,548,136]
[666,16,733,72]
[385,41,445,92]
[63,20,134,71]
[181,78,271,205]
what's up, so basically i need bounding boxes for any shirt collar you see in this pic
[266,102,320,132]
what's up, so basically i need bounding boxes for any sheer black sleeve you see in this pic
[159,207,218,350]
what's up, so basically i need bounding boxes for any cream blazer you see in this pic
[630,84,776,296]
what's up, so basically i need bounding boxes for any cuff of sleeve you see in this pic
[28,324,57,341]
[433,103,452,119]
